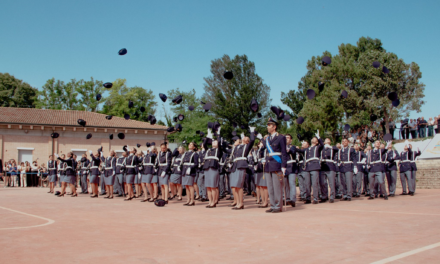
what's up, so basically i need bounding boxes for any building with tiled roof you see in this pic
[0,107,169,165]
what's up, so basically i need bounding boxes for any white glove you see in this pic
[254,165,258,171]
[186,168,191,175]
[361,158,366,163]
[404,140,409,147]
[228,163,232,168]
[386,140,392,149]
[100,152,104,157]
[281,168,286,175]
[55,153,59,158]
[112,172,115,176]
[325,144,331,148]
[257,133,263,140]
[315,130,320,139]
[217,126,221,135]
[249,126,256,133]
[354,166,358,174]
[207,129,213,139]
[89,150,93,155]
[161,171,166,177]
[241,132,245,139]
[301,140,307,145]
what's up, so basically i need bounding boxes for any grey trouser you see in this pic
[335,172,341,196]
[219,174,226,196]
[265,172,284,211]
[227,173,233,198]
[298,171,306,199]
[353,172,363,195]
[284,177,290,201]
[400,171,414,194]
[197,172,206,198]
[368,172,387,198]
[287,173,297,202]
[385,170,397,195]
[412,171,417,193]
[303,171,320,202]
[321,171,336,200]
[362,172,370,194]
[81,173,88,193]
[340,172,353,199]
[114,174,124,195]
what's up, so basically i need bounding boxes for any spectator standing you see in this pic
[25,161,31,187]
[416,118,421,138]
[419,117,427,138]
[9,160,18,187]
[428,117,435,137]
[409,119,417,139]
[30,161,39,187]
[389,118,396,139]
[20,162,27,187]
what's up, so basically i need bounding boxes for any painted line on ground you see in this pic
[370,242,440,264]
[310,207,440,216]
[0,206,55,230]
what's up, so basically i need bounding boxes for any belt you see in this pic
[116,163,124,166]
[370,161,382,164]
[401,160,411,163]
[205,156,219,160]
[159,164,168,167]
[269,152,281,156]
[90,166,99,169]
[183,163,194,166]
[219,162,225,166]
[321,159,335,163]
[340,161,353,164]
[410,161,416,163]
[125,165,135,168]
[305,157,319,162]
[143,163,154,166]
[260,159,266,163]
[287,160,297,164]
[105,167,113,170]
[173,164,180,167]
[233,157,247,162]
[299,161,304,164]
[48,168,57,170]
[66,166,73,169]
[356,162,365,164]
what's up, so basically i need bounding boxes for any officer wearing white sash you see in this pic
[261,118,287,213]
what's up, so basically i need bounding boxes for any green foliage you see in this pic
[35,78,65,109]
[75,77,104,112]
[165,88,216,144]
[203,54,272,140]
[0,73,37,108]
[281,37,425,140]
[101,79,157,122]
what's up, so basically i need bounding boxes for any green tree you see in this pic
[35,78,65,109]
[0,73,37,107]
[101,79,157,122]
[282,37,425,139]
[202,54,272,140]
[165,88,216,144]
[75,77,104,112]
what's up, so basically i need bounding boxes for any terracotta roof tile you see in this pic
[0,107,167,130]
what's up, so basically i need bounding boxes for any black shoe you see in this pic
[375,195,378,198]
[226,197,234,200]
[291,202,296,207]
[365,194,370,197]
[409,192,414,196]
[258,204,269,208]
[319,199,327,203]
[400,193,408,195]
[305,200,311,204]
[340,197,347,201]
[200,198,208,202]
[265,209,273,213]
[312,201,318,204]
[384,196,388,200]
[272,209,282,213]
[361,192,365,195]
[389,194,395,197]
[368,197,374,200]
[347,198,351,201]
[117,194,123,197]
[246,193,252,196]
[329,199,334,203]
[379,194,384,198]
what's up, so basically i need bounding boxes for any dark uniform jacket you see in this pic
[104,156,116,176]
[171,152,183,175]
[156,151,172,176]
[385,150,400,171]
[180,150,199,177]
[47,160,58,175]
[285,145,298,175]
[320,146,338,172]
[141,153,157,175]
[399,149,413,173]
[262,132,287,172]
[124,154,139,175]
[115,157,126,174]
[337,146,356,173]
[90,154,102,176]
[230,132,256,172]
[57,157,75,176]
[354,151,367,173]
[295,139,324,172]
[367,148,387,172]
[79,158,90,175]
[410,150,421,171]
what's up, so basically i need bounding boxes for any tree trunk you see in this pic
[383,107,390,134]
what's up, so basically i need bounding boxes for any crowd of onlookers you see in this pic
[399,116,439,139]
[1,159,48,188]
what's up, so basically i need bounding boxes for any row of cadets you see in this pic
[201,126,223,208]
[55,152,77,197]
[47,155,58,194]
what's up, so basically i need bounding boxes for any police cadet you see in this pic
[245,150,256,197]
[320,138,339,203]
[218,152,228,200]
[228,127,255,210]
[362,145,372,196]
[89,149,102,198]
[367,140,391,200]
[181,142,199,206]
[57,154,66,188]
[384,143,400,197]
[337,138,356,201]
[102,150,116,199]
[124,146,139,201]
[297,141,307,202]
[294,130,323,204]
[409,144,421,194]
[353,144,366,198]
[202,127,223,208]
[156,143,172,203]
[260,118,287,213]
[114,150,127,197]
[399,141,414,196]
[255,140,268,207]
[79,154,90,194]
[139,144,157,202]
[335,143,342,199]
[285,134,298,207]
[169,146,184,201]
[47,155,57,194]
[197,143,207,202]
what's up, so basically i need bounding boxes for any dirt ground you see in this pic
[1,187,440,264]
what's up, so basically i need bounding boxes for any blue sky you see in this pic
[1,0,439,122]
